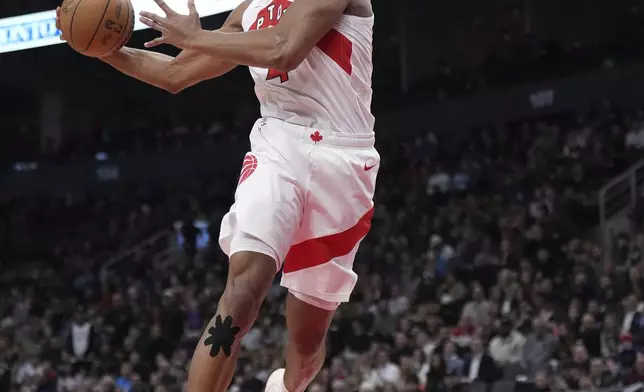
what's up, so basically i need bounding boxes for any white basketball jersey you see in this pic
[241,0,375,135]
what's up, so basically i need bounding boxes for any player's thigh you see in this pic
[281,146,379,304]
[284,292,335,354]
[220,150,304,268]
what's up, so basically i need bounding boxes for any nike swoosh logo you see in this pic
[364,163,377,171]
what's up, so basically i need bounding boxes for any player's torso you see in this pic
[241,0,375,135]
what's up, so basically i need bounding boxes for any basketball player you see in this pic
[56,0,377,390]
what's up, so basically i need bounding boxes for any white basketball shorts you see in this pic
[219,117,380,305]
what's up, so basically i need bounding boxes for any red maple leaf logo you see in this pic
[310,131,323,143]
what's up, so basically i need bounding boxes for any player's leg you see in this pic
[264,293,335,392]
[186,250,276,392]
[267,244,363,392]
[282,292,336,391]
[187,120,306,392]
[266,131,380,392]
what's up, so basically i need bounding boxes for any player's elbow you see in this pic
[270,32,302,72]
[165,81,185,94]
[273,52,300,72]
[275,54,301,72]
[164,64,187,94]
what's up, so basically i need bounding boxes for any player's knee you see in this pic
[218,286,260,335]
[218,251,276,334]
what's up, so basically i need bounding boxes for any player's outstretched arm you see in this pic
[140,0,351,72]
[56,1,249,93]
[104,0,249,93]
[99,45,233,94]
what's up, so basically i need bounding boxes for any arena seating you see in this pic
[2,105,644,392]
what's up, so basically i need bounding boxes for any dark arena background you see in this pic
[2,0,644,391]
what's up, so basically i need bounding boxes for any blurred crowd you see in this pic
[3,0,644,390]
[2,104,644,392]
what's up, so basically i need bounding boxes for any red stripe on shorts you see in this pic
[282,207,374,274]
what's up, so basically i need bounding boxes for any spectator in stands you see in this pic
[561,343,590,389]
[533,370,552,392]
[577,313,601,357]
[427,165,451,196]
[489,319,526,370]
[423,353,452,392]
[620,294,643,336]
[588,357,618,389]
[627,353,644,384]
[600,312,621,358]
[460,282,495,327]
[442,341,464,376]
[464,336,499,386]
[115,364,134,392]
[522,319,558,378]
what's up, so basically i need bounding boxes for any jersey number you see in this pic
[266,69,290,83]
[250,0,354,84]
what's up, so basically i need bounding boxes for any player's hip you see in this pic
[253,117,375,149]
[247,117,379,192]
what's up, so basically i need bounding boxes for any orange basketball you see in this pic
[59,0,135,57]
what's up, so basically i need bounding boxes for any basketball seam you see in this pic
[68,0,84,49]
[121,0,135,49]
[105,0,132,54]
[80,0,112,53]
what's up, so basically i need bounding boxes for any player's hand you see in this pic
[56,5,116,58]
[139,0,201,49]
[56,7,66,41]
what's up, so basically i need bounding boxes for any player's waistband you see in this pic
[261,117,375,149]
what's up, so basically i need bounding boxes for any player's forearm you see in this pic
[101,47,177,92]
[187,29,291,71]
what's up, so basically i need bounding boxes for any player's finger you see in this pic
[152,0,176,15]
[144,37,165,48]
[139,16,168,33]
[55,8,66,41]
[187,0,197,15]
[139,11,165,24]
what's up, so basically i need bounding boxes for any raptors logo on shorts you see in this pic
[238,154,258,185]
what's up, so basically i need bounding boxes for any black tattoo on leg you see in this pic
[203,315,241,357]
